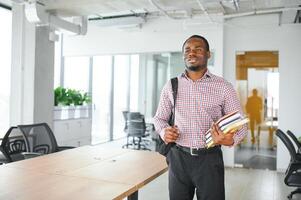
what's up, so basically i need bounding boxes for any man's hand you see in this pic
[211,123,235,146]
[164,126,179,143]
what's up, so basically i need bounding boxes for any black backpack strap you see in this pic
[157,77,178,157]
[170,77,178,126]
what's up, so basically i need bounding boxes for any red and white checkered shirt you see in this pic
[153,70,247,148]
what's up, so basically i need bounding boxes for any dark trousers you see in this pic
[167,146,225,200]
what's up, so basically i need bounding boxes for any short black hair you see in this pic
[182,35,210,52]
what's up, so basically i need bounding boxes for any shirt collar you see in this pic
[181,68,212,81]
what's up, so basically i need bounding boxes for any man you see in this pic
[153,35,247,200]
[246,88,263,144]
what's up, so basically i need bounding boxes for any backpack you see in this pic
[157,77,178,156]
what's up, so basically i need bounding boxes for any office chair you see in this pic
[122,112,151,150]
[0,126,30,164]
[287,130,301,153]
[276,129,301,199]
[18,123,75,155]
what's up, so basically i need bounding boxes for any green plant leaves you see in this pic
[54,87,91,106]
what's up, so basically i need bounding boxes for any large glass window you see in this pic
[56,52,175,143]
[129,55,139,111]
[267,72,279,119]
[0,8,12,136]
[92,56,112,143]
[113,55,130,139]
[64,56,90,92]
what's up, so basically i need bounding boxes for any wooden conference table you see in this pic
[0,145,168,200]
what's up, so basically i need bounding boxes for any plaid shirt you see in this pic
[153,70,247,148]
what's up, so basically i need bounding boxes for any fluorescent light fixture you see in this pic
[89,16,146,28]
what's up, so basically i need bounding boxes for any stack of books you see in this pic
[205,110,249,148]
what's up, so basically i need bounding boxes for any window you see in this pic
[92,56,112,143]
[0,8,12,136]
[267,72,279,119]
[90,54,140,142]
[129,55,139,111]
[113,55,130,139]
[64,56,90,92]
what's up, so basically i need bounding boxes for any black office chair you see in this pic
[18,123,75,155]
[287,130,301,153]
[276,129,301,199]
[122,112,151,150]
[0,127,29,164]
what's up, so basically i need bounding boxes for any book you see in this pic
[205,111,249,148]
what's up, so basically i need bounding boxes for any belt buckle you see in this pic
[190,148,198,156]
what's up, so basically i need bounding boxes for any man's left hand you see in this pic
[211,123,235,146]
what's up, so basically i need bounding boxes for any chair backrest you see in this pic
[1,126,29,162]
[276,129,297,161]
[127,112,142,121]
[122,111,129,121]
[287,130,301,150]
[123,111,142,130]
[125,112,147,137]
[18,123,58,154]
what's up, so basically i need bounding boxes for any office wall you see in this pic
[63,17,224,76]
[224,14,301,171]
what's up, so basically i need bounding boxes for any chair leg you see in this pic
[288,188,301,199]
[122,136,131,149]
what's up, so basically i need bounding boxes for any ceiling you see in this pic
[1,0,301,23]
[41,0,301,19]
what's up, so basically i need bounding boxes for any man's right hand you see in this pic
[163,126,179,143]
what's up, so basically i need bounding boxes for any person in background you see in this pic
[153,35,247,200]
[246,88,263,144]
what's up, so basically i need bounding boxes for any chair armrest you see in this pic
[57,146,75,151]
[145,123,155,131]
[145,123,158,140]
[21,152,43,159]
[287,161,301,174]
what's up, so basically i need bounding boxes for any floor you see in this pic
[235,129,277,170]
[138,168,301,200]
[96,137,300,200]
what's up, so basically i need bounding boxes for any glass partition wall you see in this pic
[59,52,184,144]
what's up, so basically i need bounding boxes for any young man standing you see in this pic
[153,35,247,200]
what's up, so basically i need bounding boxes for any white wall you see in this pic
[63,17,224,76]
[224,14,301,171]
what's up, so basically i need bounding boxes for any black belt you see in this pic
[175,144,221,156]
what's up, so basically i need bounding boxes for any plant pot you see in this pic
[54,106,70,120]
[75,105,92,118]
[53,106,62,120]
[74,105,85,118]
[68,106,76,119]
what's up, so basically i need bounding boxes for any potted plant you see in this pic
[54,87,92,119]
[54,87,70,119]
[74,91,92,118]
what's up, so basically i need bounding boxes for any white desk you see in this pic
[0,145,168,200]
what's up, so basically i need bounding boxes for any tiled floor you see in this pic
[95,138,300,200]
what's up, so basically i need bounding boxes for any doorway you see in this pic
[234,51,279,170]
